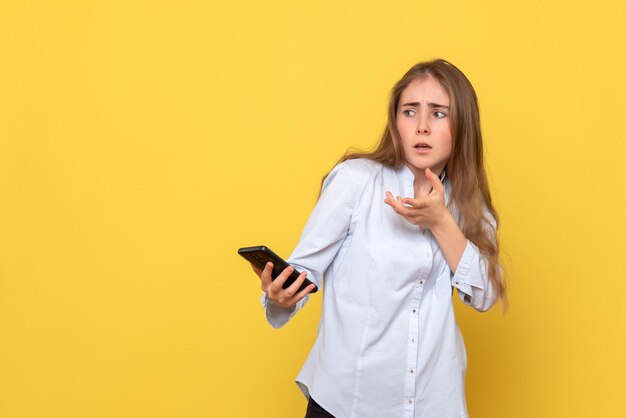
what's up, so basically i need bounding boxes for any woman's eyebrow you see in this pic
[400,102,450,109]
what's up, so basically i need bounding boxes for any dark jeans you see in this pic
[304,397,335,418]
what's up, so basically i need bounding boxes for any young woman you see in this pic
[251,59,507,418]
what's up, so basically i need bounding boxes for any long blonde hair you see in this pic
[321,59,508,309]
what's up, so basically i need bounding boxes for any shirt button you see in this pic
[412,308,416,314]
[419,280,424,285]
[411,338,415,343]
[455,281,460,285]
[409,368,414,374]
[408,399,413,405]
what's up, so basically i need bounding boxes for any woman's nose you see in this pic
[416,119,430,135]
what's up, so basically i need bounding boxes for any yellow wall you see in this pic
[1,1,625,417]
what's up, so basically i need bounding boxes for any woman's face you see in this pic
[396,75,452,177]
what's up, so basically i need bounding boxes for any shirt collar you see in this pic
[400,163,415,183]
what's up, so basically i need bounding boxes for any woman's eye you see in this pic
[403,110,415,117]
[434,111,446,118]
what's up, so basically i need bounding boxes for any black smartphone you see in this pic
[238,245,318,294]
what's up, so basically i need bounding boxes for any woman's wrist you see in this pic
[430,209,455,235]
[429,210,467,273]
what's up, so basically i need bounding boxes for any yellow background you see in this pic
[1,1,625,417]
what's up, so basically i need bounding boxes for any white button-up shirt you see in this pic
[262,158,497,418]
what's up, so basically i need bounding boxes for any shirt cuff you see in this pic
[260,292,304,329]
[450,240,485,299]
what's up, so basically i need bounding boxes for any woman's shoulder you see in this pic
[334,157,383,177]
[323,158,382,203]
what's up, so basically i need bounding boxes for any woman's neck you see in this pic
[413,175,432,198]
[411,167,444,198]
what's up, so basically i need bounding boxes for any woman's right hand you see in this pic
[251,262,316,309]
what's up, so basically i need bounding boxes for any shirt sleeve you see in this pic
[450,208,499,312]
[260,292,309,329]
[262,162,357,328]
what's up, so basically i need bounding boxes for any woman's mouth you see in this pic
[414,143,432,153]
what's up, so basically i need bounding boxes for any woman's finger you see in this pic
[390,200,420,216]
[260,262,274,292]
[283,271,309,298]
[385,192,428,227]
[402,197,429,209]
[270,265,294,293]
[386,199,424,224]
[425,167,445,194]
[293,283,316,303]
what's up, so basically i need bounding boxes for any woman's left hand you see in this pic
[384,167,449,230]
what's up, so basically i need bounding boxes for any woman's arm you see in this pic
[257,162,358,328]
[385,167,498,312]
[428,210,466,273]
[385,167,466,271]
